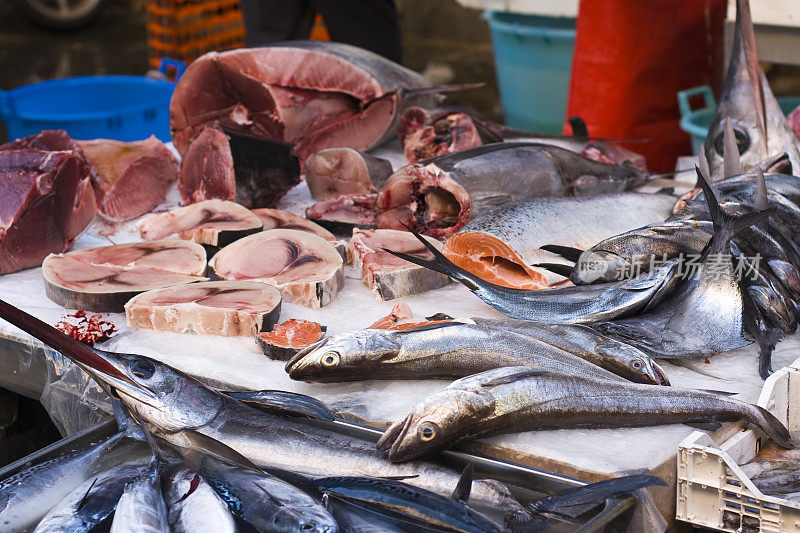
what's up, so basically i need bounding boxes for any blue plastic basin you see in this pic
[0,75,177,142]
[485,11,576,134]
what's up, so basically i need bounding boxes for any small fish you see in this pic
[286,318,667,385]
[316,475,502,533]
[505,475,666,532]
[110,458,170,533]
[33,459,150,532]
[184,450,338,533]
[0,432,124,532]
[377,366,792,462]
[164,466,237,533]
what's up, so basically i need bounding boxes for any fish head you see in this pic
[570,250,629,284]
[285,330,401,380]
[595,342,670,385]
[376,389,494,462]
[705,0,800,178]
[85,349,223,433]
[270,505,339,533]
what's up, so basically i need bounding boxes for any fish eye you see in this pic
[418,421,438,442]
[631,360,643,371]
[321,352,340,367]
[130,360,156,379]
[713,126,750,156]
[300,525,315,531]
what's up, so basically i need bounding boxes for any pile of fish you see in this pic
[0,300,666,532]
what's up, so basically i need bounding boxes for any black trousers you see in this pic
[240,0,402,63]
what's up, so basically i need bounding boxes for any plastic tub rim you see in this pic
[1,75,175,123]
[483,10,576,39]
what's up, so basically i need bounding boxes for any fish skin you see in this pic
[110,459,170,533]
[285,319,667,385]
[185,451,337,533]
[315,476,503,533]
[0,432,124,532]
[322,496,410,533]
[386,229,683,324]
[164,467,237,533]
[376,366,792,463]
[33,460,150,532]
[704,0,800,179]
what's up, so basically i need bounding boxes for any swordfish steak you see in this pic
[170,41,431,161]
[0,148,96,275]
[42,240,208,312]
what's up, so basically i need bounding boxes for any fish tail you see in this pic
[382,225,491,293]
[747,404,792,448]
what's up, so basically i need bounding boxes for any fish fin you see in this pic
[723,119,743,178]
[741,282,784,378]
[127,407,163,465]
[684,421,724,432]
[521,474,666,520]
[533,263,574,278]
[656,186,675,195]
[698,145,711,185]
[539,244,584,263]
[76,477,99,512]
[751,405,793,449]
[177,429,261,470]
[700,389,739,397]
[482,368,548,387]
[224,390,336,421]
[390,321,462,334]
[112,398,145,440]
[755,167,770,210]
[379,475,419,481]
[425,312,454,321]
[452,463,474,503]
[568,116,589,138]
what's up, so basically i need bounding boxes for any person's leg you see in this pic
[240,0,316,46]
[313,0,402,63]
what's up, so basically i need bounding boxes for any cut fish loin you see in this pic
[125,280,281,336]
[139,199,262,248]
[254,318,325,360]
[76,136,178,222]
[169,41,431,161]
[178,125,300,208]
[305,148,392,200]
[305,194,378,236]
[398,107,482,163]
[0,148,96,274]
[348,228,450,300]
[42,240,208,312]
[209,229,344,308]
[251,208,346,259]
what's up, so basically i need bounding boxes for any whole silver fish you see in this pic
[377,366,792,462]
[164,467,236,533]
[286,318,667,385]
[187,451,337,533]
[34,460,150,532]
[704,0,800,178]
[0,432,123,532]
[0,300,522,515]
[110,458,170,533]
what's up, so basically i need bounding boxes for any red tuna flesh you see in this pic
[76,136,178,222]
[0,149,96,274]
[399,108,483,163]
[170,42,431,161]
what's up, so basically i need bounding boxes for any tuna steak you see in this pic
[209,229,344,308]
[42,240,208,312]
[138,199,263,248]
[306,193,378,235]
[255,318,326,360]
[251,208,345,259]
[0,148,96,274]
[170,41,431,160]
[443,193,677,289]
[376,143,649,239]
[76,136,178,221]
[348,228,450,300]
[178,125,301,208]
[305,148,392,200]
[125,280,281,336]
